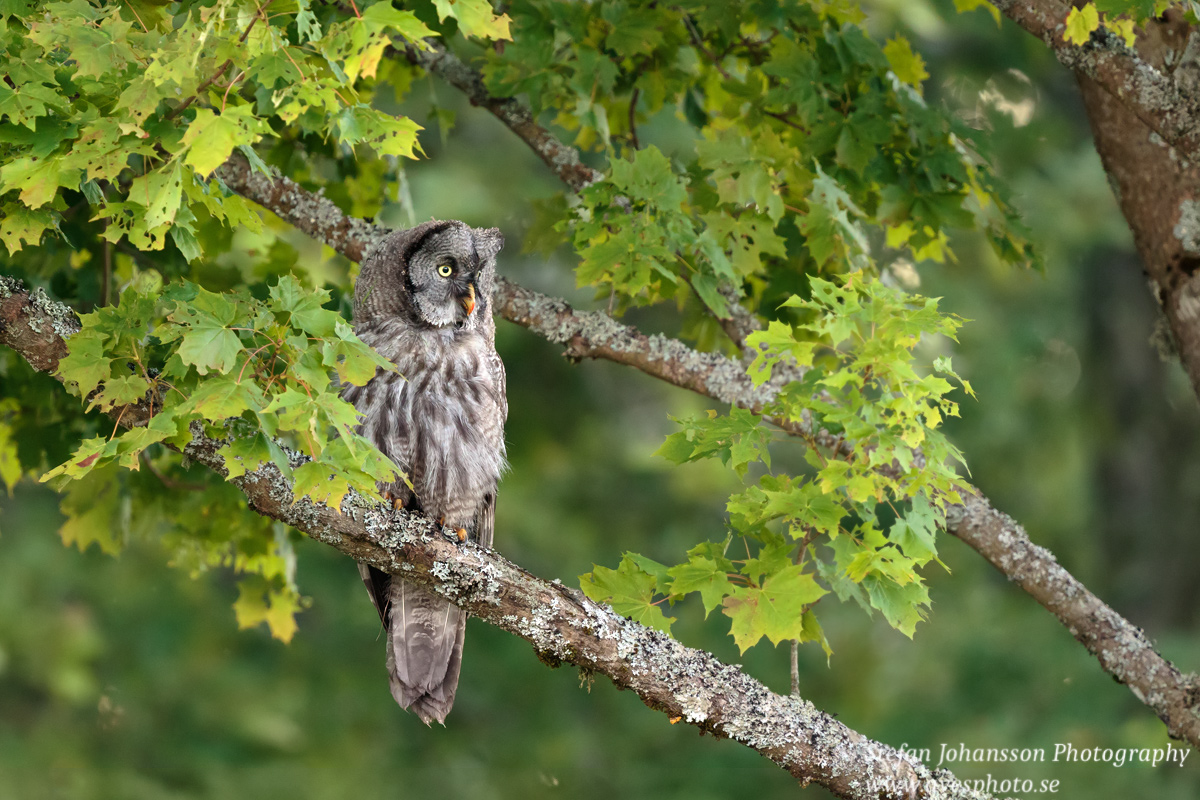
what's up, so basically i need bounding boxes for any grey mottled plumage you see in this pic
[343,220,507,724]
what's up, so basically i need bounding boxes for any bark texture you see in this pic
[984,3,1200,399]
[1075,15,1200,399]
[985,0,1200,155]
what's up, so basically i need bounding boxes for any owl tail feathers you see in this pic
[384,577,467,725]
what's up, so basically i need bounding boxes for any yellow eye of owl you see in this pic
[437,264,453,278]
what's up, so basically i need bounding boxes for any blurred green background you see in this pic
[3,1,1200,798]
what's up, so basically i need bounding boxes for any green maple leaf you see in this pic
[952,0,1001,23]
[65,14,135,78]
[0,155,74,209]
[580,555,675,633]
[864,574,929,638]
[182,375,267,419]
[322,322,394,386]
[57,330,110,396]
[88,374,149,412]
[292,460,355,511]
[332,106,421,160]
[888,495,942,566]
[115,77,168,122]
[269,276,339,337]
[801,610,833,661]
[295,0,321,42]
[0,80,67,129]
[0,421,22,493]
[234,577,301,643]
[222,433,277,480]
[58,467,124,555]
[169,289,245,376]
[127,161,184,229]
[667,556,734,617]
[359,2,437,41]
[882,37,929,88]
[251,49,303,88]
[723,566,826,652]
[41,437,109,485]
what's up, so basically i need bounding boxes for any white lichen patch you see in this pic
[1174,199,1200,254]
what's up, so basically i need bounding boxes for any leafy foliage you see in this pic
[585,278,971,649]
[43,273,399,638]
[0,0,1025,662]
[0,0,509,263]
[508,0,1039,321]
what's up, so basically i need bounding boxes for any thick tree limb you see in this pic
[949,490,1200,745]
[984,0,1200,156]
[0,275,995,800]
[1070,14,1200,403]
[988,0,1200,406]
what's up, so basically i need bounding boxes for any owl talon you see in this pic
[456,528,468,542]
[382,490,405,511]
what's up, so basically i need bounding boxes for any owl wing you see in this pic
[476,348,506,551]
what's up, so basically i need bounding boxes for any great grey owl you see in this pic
[342,219,507,724]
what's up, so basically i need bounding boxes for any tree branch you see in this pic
[0,275,997,800]
[392,40,603,193]
[984,0,1200,156]
[986,4,1200,404]
[209,149,1200,748]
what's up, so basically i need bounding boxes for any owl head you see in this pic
[354,220,504,332]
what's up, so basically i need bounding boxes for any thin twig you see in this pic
[790,640,800,696]
[221,71,246,111]
[100,235,112,308]
[139,450,206,492]
[763,109,808,133]
[628,87,641,150]
[682,15,733,80]
[165,0,273,121]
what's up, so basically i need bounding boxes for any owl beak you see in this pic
[462,284,476,317]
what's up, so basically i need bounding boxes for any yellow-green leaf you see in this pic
[1108,16,1136,49]
[432,0,512,41]
[1063,4,1100,46]
[952,0,1000,24]
[182,107,267,176]
[883,37,928,88]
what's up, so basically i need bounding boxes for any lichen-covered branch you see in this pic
[210,150,1200,749]
[984,0,1200,156]
[986,4,1200,403]
[948,490,1200,746]
[1071,14,1200,405]
[0,276,996,800]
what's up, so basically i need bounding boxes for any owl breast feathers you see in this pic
[342,220,507,724]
